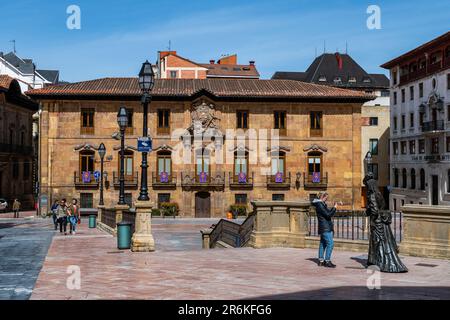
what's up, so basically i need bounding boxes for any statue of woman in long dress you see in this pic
[364,173,408,273]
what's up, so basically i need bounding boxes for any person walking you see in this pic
[312,192,339,268]
[12,199,21,218]
[56,199,68,235]
[67,198,80,235]
[51,200,60,230]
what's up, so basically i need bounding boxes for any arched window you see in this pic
[410,169,416,189]
[234,151,249,178]
[271,151,286,175]
[394,168,399,188]
[157,151,172,176]
[402,168,407,189]
[420,168,426,190]
[79,150,95,181]
[123,150,134,179]
[195,148,210,181]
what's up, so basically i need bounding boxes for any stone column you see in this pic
[201,228,213,249]
[97,205,104,226]
[114,204,129,236]
[131,200,155,252]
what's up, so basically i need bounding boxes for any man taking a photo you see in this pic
[312,192,340,268]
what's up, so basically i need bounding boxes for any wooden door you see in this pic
[195,192,211,218]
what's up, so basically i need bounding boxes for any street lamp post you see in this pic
[138,60,155,201]
[364,151,373,176]
[98,143,106,206]
[131,61,156,252]
[117,107,128,205]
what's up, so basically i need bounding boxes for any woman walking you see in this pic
[67,198,80,235]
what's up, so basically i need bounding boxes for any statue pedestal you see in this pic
[131,200,155,252]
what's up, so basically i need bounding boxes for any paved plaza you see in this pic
[0,217,54,299]
[1,216,450,300]
[31,218,450,299]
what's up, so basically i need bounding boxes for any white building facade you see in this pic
[0,52,59,91]
[382,31,450,209]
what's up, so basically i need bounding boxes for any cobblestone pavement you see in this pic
[28,218,450,300]
[0,218,54,300]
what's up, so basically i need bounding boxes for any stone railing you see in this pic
[400,205,450,260]
[97,204,130,236]
[248,200,311,248]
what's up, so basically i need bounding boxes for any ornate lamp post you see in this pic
[117,106,128,205]
[98,143,106,206]
[364,151,372,176]
[131,61,156,252]
[138,60,155,201]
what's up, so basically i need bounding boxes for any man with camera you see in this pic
[312,192,341,268]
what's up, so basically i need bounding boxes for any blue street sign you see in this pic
[138,137,152,152]
[93,171,101,181]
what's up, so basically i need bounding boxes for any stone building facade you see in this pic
[0,75,38,209]
[272,52,391,207]
[381,31,450,209]
[27,78,371,217]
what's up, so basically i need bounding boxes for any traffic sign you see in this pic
[138,137,152,152]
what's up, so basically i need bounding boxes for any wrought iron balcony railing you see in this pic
[304,172,328,189]
[152,172,177,189]
[229,172,254,189]
[421,120,444,133]
[181,172,225,190]
[74,171,99,189]
[266,172,291,189]
[112,172,138,189]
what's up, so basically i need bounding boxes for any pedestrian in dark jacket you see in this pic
[51,200,59,230]
[312,192,339,268]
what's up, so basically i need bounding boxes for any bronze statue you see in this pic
[364,173,408,273]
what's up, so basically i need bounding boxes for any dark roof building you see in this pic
[272,53,389,89]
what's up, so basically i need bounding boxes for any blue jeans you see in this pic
[318,231,334,261]
[69,216,78,232]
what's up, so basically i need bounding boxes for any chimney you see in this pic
[209,60,215,65]
[249,60,255,66]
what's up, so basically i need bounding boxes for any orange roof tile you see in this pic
[0,75,15,90]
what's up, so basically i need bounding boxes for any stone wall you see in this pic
[400,204,450,260]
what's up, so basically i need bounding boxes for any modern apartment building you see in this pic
[381,31,450,208]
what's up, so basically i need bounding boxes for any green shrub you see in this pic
[151,208,161,217]
[229,204,247,217]
[159,202,179,217]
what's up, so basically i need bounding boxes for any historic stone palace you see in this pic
[27,78,372,217]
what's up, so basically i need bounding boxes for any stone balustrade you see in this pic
[400,205,450,260]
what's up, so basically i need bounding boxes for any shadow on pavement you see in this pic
[247,286,450,300]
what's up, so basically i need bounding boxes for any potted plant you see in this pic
[229,204,247,219]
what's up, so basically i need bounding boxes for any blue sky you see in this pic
[0,0,449,82]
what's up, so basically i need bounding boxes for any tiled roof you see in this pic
[26,77,373,100]
[0,75,15,90]
[200,64,260,78]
